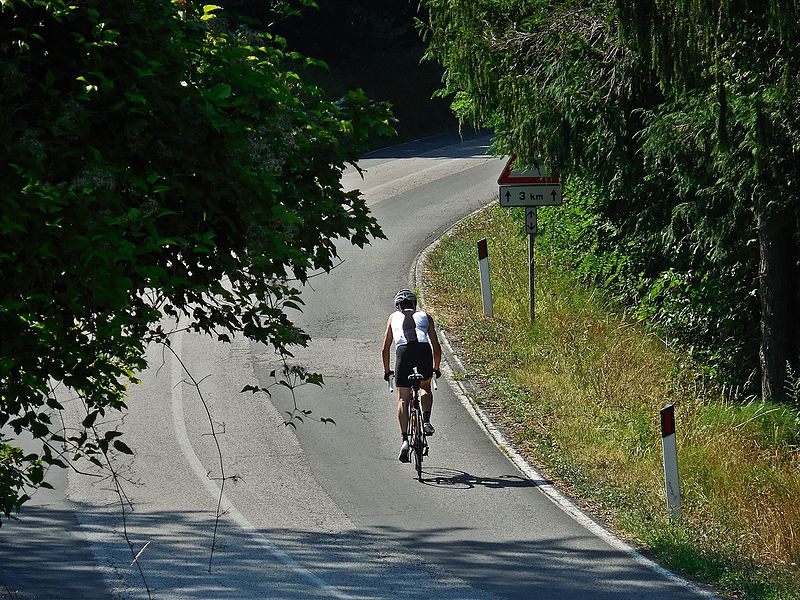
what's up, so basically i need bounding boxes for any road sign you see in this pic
[500,185,562,206]
[525,208,537,234]
[497,155,559,185]
[496,155,563,323]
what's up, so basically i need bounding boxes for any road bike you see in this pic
[389,367,434,481]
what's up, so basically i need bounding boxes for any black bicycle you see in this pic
[389,367,431,481]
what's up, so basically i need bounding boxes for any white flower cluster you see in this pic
[72,168,116,192]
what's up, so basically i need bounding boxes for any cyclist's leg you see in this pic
[419,379,433,413]
[414,342,435,413]
[395,344,413,435]
[396,387,412,434]
[396,387,412,462]
[419,379,435,436]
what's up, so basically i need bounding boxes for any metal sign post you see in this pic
[526,208,537,322]
[497,156,560,323]
[528,232,535,322]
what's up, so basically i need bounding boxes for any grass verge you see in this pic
[422,205,800,600]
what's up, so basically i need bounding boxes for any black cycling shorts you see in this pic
[395,341,433,387]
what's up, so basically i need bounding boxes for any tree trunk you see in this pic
[757,207,797,402]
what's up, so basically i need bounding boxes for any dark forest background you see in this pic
[228,0,456,142]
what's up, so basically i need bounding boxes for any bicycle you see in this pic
[389,367,434,482]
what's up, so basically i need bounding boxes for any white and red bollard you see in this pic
[660,404,681,517]
[477,238,493,317]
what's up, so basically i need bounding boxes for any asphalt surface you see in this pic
[0,429,110,600]
[0,134,718,599]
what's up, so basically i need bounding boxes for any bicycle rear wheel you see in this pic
[410,410,424,481]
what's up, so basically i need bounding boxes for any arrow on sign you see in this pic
[498,185,562,206]
[525,207,538,234]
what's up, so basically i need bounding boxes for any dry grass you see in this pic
[423,205,800,599]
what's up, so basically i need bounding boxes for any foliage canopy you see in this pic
[0,0,393,520]
[422,0,800,397]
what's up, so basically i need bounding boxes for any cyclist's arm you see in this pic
[428,314,442,371]
[381,316,394,373]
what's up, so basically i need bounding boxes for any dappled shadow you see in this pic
[0,505,113,600]
[419,466,547,490]
[1,502,712,600]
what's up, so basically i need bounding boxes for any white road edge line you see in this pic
[412,204,720,600]
[170,331,354,600]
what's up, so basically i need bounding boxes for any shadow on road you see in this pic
[364,131,492,160]
[0,505,112,600]
[1,501,705,600]
[419,466,549,490]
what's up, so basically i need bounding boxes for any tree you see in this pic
[421,0,800,400]
[623,0,800,402]
[0,0,393,521]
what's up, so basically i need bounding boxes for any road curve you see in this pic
[1,134,718,600]
[253,134,717,600]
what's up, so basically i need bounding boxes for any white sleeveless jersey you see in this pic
[391,309,430,347]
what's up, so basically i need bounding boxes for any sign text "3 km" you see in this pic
[499,185,562,207]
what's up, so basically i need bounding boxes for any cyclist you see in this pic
[381,288,442,462]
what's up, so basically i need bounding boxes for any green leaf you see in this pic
[201,4,223,20]
[209,82,231,101]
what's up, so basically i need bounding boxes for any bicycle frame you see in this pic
[388,367,433,481]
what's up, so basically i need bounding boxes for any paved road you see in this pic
[1,134,717,599]
[0,429,110,600]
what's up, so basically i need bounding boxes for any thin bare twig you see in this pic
[98,444,151,600]
[130,541,151,566]
[1,575,16,599]
[72,390,151,600]
[163,340,229,573]
[39,439,104,479]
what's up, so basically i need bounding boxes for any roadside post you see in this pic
[497,156,562,322]
[660,404,682,517]
[477,238,494,317]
